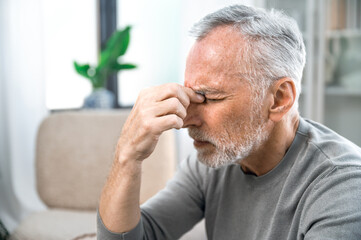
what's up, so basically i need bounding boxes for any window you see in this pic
[116,0,183,106]
[44,0,97,110]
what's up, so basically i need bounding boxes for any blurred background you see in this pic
[0,0,360,235]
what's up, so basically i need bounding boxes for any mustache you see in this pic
[188,128,215,144]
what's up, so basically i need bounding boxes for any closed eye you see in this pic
[204,97,224,103]
[194,90,226,103]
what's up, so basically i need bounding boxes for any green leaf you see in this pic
[107,26,131,56]
[99,26,131,68]
[75,26,136,90]
[74,61,91,79]
[111,63,137,71]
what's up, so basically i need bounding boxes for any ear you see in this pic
[269,77,296,122]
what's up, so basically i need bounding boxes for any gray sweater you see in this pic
[98,118,361,239]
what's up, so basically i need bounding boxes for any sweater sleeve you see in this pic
[302,166,361,240]
[97,154,206,240]
[97,211,144,240]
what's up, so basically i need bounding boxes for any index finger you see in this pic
[182,87,205,104]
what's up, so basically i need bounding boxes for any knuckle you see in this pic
[168,83,180,95]
[169,98,180,109]
[180,107,187,118]
[137,89,150,102]
[169,82,179,89]
[140,86,155,97]
[175,86,183,98]
[138,108,148,119]
[168,115,177,124]
[170,115,183,128]
[176,117,184,129]
[184,97,190,108]
[142,120,152,132]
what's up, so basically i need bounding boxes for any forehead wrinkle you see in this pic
[189,71,250,96]
[185,26,252,93]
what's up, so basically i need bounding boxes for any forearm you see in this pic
[97,83,204,234]
[99,146,143,233]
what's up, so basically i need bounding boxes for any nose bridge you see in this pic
[183,102,202,128]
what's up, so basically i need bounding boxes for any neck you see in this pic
[240,114,300,176]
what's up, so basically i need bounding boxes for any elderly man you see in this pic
[98,5,361,240]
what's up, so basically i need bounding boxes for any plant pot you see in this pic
[83,88,115,109]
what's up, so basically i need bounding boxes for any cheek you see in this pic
[202,105,235,128]
[201,98,253,129]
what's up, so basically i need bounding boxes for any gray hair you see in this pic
[190,5,306,112]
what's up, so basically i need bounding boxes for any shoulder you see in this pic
[286,118,361,192]
[288,119,361,238]
[298,118,361,168]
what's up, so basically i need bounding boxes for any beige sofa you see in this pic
[10,110,206,240]
[8,110,168,239]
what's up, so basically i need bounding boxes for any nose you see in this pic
[183,102,202,128]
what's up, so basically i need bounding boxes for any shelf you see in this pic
[325,86,361,96]
[326,29,361,39]
[299,86,361,97]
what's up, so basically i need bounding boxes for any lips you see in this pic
[193,139,212,148]
[188,128,214,148]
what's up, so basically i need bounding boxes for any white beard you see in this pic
[188,105,271,168]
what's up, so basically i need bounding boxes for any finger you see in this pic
[154,83,204,108]
[154,114,184,132]
[182,87,205,104]
[158,84,204,108]
[155,83,190,108]
[155,98,187,119]
[154,83,182,102]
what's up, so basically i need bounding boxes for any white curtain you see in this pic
[0,0,47,232]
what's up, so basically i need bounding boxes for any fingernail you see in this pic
[195,91,204,99]
[197,94,205,101]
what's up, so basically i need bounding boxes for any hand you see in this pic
[116,83,204,163]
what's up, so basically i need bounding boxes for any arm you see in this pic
[98,83,204,234]
[140,153,207,239]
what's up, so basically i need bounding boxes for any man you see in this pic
[98,5,361,240]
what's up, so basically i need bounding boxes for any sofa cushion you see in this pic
[36,110,176,210]
[10,209,96,240]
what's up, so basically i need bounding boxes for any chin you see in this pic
[196,151,244,168]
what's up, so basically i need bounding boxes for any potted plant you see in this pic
[74,25,136,108]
